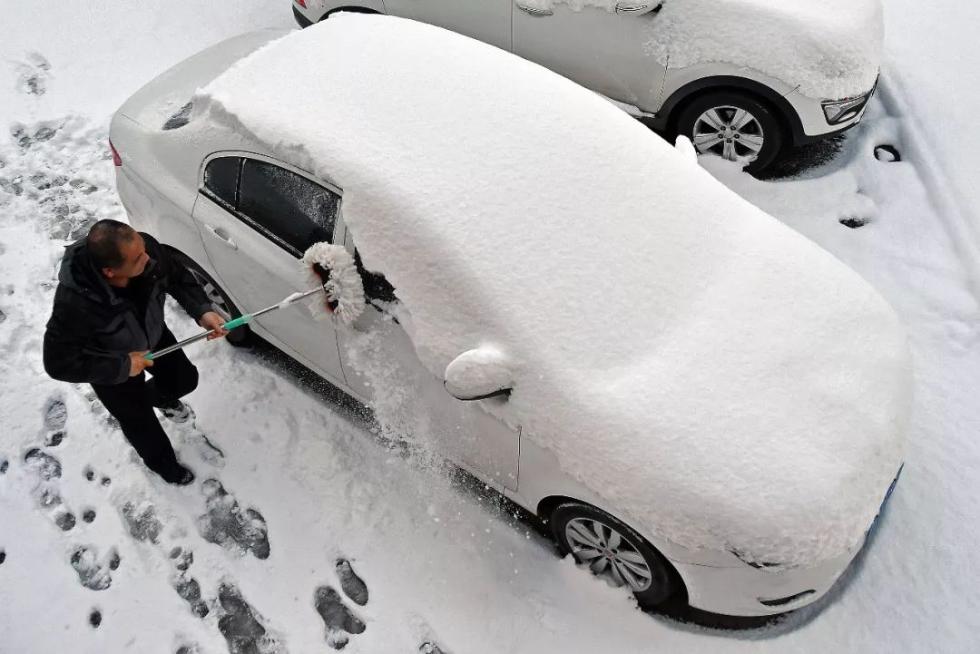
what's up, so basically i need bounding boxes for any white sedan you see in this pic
[109,15,909,619]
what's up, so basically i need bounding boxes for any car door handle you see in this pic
[516,3,553,17]
[204,224,238,250]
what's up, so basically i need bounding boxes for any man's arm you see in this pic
[43,300,132,385]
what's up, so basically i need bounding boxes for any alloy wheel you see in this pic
[189,268,232,322]
[691,105,766,164]
[564,517,654,591]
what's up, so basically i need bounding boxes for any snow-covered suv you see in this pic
[110,16,908,619]
[293,0,882,173]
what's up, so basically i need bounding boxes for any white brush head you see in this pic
[301,243,366,324]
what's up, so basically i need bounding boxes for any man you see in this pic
[43,220,229,485]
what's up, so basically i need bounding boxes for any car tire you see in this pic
[177,254,253,348]
[550,502,682,608]
[674,91,785,175]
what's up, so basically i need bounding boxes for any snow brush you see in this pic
[146,244,365,361]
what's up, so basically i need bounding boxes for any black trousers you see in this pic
[92,326,199,477]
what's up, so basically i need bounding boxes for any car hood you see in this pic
[647,0,883,99]
[195,14,909,567]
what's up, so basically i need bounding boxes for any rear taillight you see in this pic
[296,0,307,7]
[109,140,122,167]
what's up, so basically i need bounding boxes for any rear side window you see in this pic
[238,159,340,257]
[203,156,241,209]
[162,101,194,130]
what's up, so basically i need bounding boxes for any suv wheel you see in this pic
[675,91,785,174]
[551,502,681,608]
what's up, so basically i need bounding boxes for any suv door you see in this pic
[383,0,513,51]
[337,231,520,492]
[513,2,667,111]
[191,154,347,386]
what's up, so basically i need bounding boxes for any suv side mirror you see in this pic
[444,347,514,401]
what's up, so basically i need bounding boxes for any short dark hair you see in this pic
[86,219,137,270]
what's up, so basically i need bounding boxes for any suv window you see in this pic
[238,159,340,257]
[203,156,241,209]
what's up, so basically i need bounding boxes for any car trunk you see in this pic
[116,28,289,129]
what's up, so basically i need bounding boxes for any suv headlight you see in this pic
[822,91,872,125]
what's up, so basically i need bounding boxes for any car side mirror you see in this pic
[615,2,661,16]
[444,347,514,401]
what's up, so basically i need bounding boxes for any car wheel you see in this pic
[675,91,785,175]
[551,502,681,608]
[179,255,252,348]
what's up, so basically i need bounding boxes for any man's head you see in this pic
[86,220,150,284]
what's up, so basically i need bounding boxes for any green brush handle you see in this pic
[144,284,325,361]
[145,314,253,361]
[222,315,252,330]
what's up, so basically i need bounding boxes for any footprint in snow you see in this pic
[70,545,120,591]
[169,546,209,618]
[336,559,369,606]
[14,52,51,96]
[121,501,163,544]
[88,608,102,628]
[82,464,112,487]
[23,447,60,480]
[314,586,366,650]
[175,423,226,469]
[23,448,76,531]
[216,582,284,654]
[160,401,224,468]
[42,395,68,447]
[197,479,270,560]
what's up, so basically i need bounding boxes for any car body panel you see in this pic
[386,0,513,51]
[513,3,667,109]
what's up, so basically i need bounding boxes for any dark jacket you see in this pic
[43,233,213,386]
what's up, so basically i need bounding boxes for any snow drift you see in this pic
[195,15,909,566]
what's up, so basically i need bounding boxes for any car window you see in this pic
[162,101,194,130]
[238,159,340,257]
[203,156,241,209]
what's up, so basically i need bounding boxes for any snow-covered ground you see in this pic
[1,2,977,653]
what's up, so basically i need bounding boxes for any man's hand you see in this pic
[198,311,229,341]
[129,351,153,377]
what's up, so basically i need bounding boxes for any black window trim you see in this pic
[199,151,344,260]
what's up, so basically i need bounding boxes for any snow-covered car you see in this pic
[109,15,909,618]
[292,0,882,174]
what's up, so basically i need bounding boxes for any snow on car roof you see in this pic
[197,14,908,565]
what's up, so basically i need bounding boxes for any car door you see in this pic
[337,231,521,492]
[382,0,513,51]
[191,154,347,387]
[513,2,667,110]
